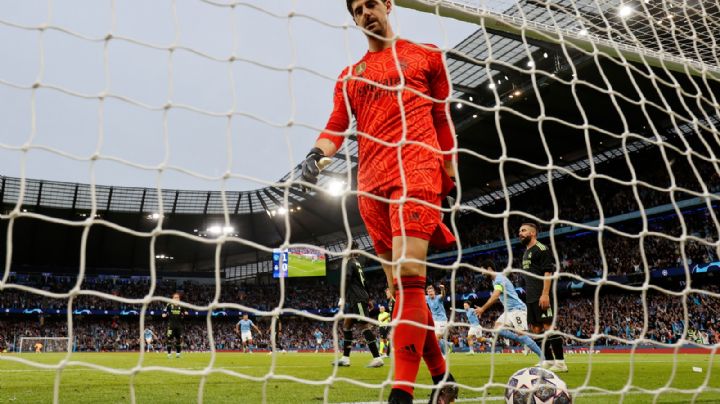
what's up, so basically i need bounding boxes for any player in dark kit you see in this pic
[518,223,568,373]
[162,292,188,359]
[332,255,385,368]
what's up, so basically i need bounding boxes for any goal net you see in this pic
[18,337,71,354]
[0,0,719,403]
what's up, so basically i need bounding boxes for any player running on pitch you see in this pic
[162,293,188,358]
[143,327,157,352]
[235,313,262,353]
[301,1,458,401]
[473,260,544,360]
[519,223,568,372]
[426,284,450,355]
[332,255,384,368]
[454,302,483,355]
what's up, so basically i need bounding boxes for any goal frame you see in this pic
[18,337,72,354]
[396,0,720,79]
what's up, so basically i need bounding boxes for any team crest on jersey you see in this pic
[355,61,366,76]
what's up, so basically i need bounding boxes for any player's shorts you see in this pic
[526,300,554,326]
[358,169,452,255]
[316,339,323,345]
[497,310,529,331]
[433,320,448,336]
[145,337,153,344]
[344,301,368,318]
[379,325,390,339]
[468,325,483,338]
[241,331,253,342]
[167,325,183,339]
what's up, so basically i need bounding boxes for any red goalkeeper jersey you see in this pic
[318,40,454,192]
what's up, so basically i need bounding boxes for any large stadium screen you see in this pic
[272,248,326,278]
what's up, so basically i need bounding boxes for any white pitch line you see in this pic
[0,357,711,373]
[0,364,357,373]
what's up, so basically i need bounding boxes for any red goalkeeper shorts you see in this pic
[358,169,455,255]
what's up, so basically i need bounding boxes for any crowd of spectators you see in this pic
[0,269,720,351]
[2,283,717,353]
[452,152,720,250]
[2,150,718,353]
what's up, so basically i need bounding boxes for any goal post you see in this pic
[395,0,720,79]
[18,337,72,354]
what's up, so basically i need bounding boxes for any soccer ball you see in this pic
[505,367,572,403]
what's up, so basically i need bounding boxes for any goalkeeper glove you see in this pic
[301,147,330,190]
[444,176,457,208]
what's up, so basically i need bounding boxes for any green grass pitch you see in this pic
[288,254,326,277]
[1,352,718,403]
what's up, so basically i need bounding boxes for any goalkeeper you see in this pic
[301,1,458,402]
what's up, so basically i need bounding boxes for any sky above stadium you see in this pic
[0,0,478,192]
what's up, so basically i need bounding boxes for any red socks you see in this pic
[392,276,435,395]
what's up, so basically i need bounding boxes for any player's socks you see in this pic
[519,335,543,359]
[362,329,381,358]
[379,340,386,355]
[342,329,353,357]
[498,330,543,359]
[392,276,429,396]
[549,335,565,360]
[535,337,554,362]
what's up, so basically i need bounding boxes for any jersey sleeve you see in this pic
[317,68,352,150]
[427,46,455,162]
[539,248,554,274]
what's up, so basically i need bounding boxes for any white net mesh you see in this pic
[0,0,719,403]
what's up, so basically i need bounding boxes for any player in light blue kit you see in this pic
[474,260,543,360]
[313,329,324,353]
[143,327,156,352]
[455,302,483,354]
[235,314,262,353]
[426,284,450,355]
